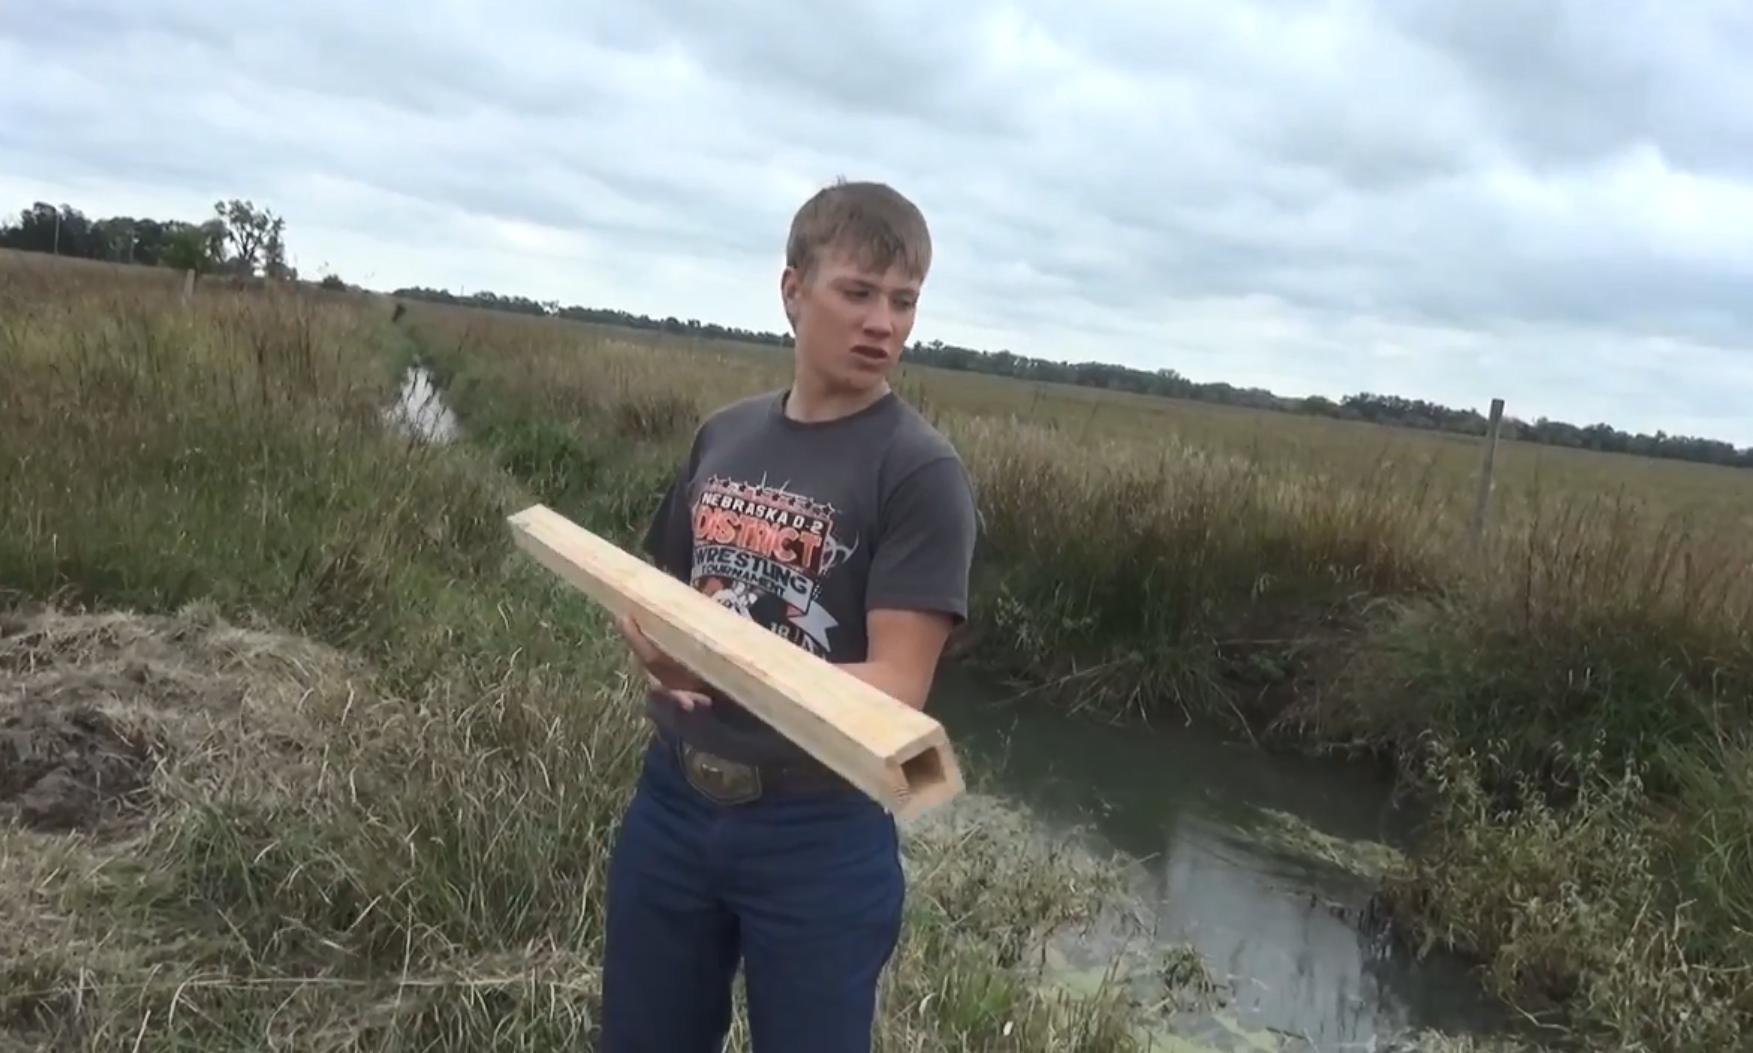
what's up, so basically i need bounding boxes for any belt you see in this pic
[656,732,854,805]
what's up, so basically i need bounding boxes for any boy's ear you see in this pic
[780,265,802,326]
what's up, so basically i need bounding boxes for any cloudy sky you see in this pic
[5,0,1753,444]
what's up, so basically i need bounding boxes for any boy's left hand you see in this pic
[614,612,713,711]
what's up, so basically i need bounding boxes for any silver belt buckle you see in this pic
[680,742,762,805]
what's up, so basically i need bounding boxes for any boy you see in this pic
[600,179,980,1053]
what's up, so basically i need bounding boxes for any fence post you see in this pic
[1469,397,1506,547]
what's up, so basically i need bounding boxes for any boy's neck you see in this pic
[784,372,891,424]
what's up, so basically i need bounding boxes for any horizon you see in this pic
[387,280,1753,459]
[8,231,1753,459]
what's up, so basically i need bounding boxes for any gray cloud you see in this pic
[1383,0,1753,178]
[4,0,1753,442]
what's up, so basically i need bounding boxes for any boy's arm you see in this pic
[642,457,695,581]
[842,455,979,710]
[626,433,711,697]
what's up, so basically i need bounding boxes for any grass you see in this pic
[0,250,1177,1051]
[396,298,1753,1052]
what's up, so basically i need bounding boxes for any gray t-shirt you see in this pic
[640,387,979,765]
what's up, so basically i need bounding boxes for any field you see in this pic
[0,252,1172,1052]
[2,246,1751,1051]
[508,316,1753,534]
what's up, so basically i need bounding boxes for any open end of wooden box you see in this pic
[889,741,962,820]
[900,745,947,795]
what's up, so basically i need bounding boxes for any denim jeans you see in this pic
[599,737,906,1053]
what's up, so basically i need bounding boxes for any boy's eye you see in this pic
[837,284,915,311]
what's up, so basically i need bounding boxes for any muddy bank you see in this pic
[907,791,1539,1053]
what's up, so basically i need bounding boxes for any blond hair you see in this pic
[785,179,932,282]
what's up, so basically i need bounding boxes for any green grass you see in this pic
[399,298,1753,1052]
[0,251,1168,1051]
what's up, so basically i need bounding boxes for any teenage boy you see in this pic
[600,179,979,1053]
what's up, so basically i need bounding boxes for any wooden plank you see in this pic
[507,503,965,821]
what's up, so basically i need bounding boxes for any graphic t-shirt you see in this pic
[641,387,979,765]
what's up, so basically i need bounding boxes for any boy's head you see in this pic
[780,179,932,398]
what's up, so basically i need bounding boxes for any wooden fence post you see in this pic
[1469,397,1506,547]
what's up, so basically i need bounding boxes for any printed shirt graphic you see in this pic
[688,475,857,658]
[641,388,979,766]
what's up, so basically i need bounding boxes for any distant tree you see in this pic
[213,198,289,278]
[0,197,289,281]
[0,203,93,256]
[158,220,225,275]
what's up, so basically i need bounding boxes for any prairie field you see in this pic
[494,312,1753,532]
[1,244,1750,1052]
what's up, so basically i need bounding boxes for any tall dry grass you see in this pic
[400,298,1753,1052]
[0,255,1171,1051]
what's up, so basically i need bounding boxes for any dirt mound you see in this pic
[0,701,156,831]
[0,603,358,834]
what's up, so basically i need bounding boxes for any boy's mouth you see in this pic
[850,344,888,361]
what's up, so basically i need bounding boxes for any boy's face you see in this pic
[782,243,922,396]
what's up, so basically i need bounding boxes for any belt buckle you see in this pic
[680,743,762,805]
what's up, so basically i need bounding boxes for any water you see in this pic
[927,665,1518,1051]
[384,365,459,443]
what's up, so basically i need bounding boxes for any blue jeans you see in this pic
[599,737,906,1053]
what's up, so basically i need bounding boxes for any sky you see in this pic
[4,1,1753,445]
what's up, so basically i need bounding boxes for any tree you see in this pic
[157,219,227,276]
[213,198,289,278]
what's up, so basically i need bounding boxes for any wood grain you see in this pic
[507,504,964,821]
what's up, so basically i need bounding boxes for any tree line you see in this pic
[392,285,1753,470]
[1,199,297,280]
[5,198,1746,468]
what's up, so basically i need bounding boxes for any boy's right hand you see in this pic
[614,612,713,712]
